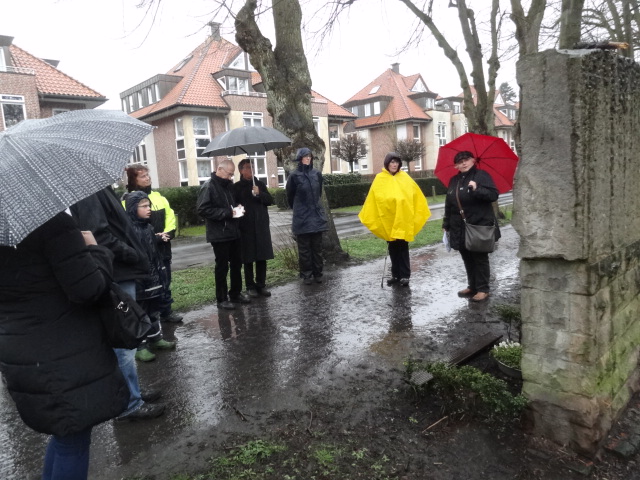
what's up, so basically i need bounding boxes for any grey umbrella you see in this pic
[0,109,153,246]
[202,125,291,157]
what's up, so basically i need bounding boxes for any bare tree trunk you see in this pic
[397,0,498,135]
[509,0,548,157]
[235,0,347,262]
[559,0,586,48]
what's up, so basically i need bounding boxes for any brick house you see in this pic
[121,23,355,188]
[341,64,517,174]
[0,35,106,132]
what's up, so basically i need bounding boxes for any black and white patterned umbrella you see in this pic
[203,125,291,157]
[0,109,153,246]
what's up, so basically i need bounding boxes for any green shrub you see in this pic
[415,177,448,197]
[272,188,289,209]
[324,183,371,208]
[406,361,527,426]
[157,186,202,228]
[323,172,365,185]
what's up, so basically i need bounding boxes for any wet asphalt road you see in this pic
[0,218,519,479]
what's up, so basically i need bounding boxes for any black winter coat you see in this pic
[71,187,150,282]
[442,167,501,251]
[0,213,128,436]
[232,176,274,263]
[286,163,328,235]
[197,174,241,243]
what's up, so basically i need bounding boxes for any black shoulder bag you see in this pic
[455,179,497,253]
[98,278,154,349]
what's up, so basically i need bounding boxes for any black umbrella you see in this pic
[203,125,291,157]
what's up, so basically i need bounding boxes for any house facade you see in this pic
[0,35,106,132]
[341,64,517,174]
[122,23,355,189]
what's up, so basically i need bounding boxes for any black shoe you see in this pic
[386,277,399,286]
[303,277,313,285]
[140,389,162,403]
[246,288,260,298]
[258,287,272,297]
[115,402,165,421]
[399,278,410,286]
[160,312,183,323]
[230,293,251,304]
[314,276,323,284]
[217,300,236,310]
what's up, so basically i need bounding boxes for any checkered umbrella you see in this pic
[0,109,153,246]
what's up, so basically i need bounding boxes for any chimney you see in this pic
[391,63,400,74]
[208,22,221,41]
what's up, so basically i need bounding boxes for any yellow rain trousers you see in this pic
[358,169,430,242]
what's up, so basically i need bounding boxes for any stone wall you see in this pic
[513,49,640,455]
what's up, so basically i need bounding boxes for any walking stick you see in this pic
[381,247,388,288]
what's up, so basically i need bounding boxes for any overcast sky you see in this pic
[2,0,517,111]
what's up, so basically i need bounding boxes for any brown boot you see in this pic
[457,288,476,298]
[470,292,490,302]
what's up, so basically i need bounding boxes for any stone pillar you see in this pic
[514,49,640,455]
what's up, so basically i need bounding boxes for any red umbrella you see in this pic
[434,133,519,194]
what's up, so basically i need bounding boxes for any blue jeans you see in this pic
[42,427,92,480]
[114,281,143,416]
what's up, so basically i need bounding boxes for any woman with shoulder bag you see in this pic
[0,213,128,480]
[442,151,500,302]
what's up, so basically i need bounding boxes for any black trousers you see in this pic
[296,232,323,279]
[212,240,243,302]
[388,240,410,279]
[459,248,490,293]
[244,260,267,289]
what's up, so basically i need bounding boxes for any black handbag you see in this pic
[456,179,497,253]
[99,281,153,349]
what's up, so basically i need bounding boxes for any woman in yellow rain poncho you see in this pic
[359,152,430,286]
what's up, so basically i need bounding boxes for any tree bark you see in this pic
[235,0,347,262]
[558,0,586,48]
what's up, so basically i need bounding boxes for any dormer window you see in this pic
[173,56,192,72]
[411,79,427,93]
[227,77,249,93]
[369,85,380,94]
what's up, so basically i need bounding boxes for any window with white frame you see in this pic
[52,108,69,115]
[0,94,26,128]
[373,101,381,115]
[179,160,188,186]
[175,118,185,160]
[193,116,212,181]
[329,124,341,172]
[364,103,371,116]
[243,111,263,128]
[437,121,447,147]
[453,103,461,114]
[313,116,319,133]
[227,77,249,93]
[413,125,422,171]
[277,166,286,187]
[130,140,147,165]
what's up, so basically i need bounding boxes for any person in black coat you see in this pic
[0,213,128,480]
[442,151,500,302]
[71,187,165,420]
[197,159,252,310]
[286,147,328,285]
[233,158,275,297]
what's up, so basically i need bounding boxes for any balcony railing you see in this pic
[0,65,36,75]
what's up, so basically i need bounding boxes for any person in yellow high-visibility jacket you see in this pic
[359,152,430,286]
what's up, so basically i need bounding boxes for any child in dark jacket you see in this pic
[124,191,176,361]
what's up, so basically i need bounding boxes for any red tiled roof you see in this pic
[310,90,355,119]
[9,44,105,99]
[344,69,432,128]
[493,106,514,127]
[132,37,237,118]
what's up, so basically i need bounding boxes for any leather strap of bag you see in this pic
[455,178,467,221]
